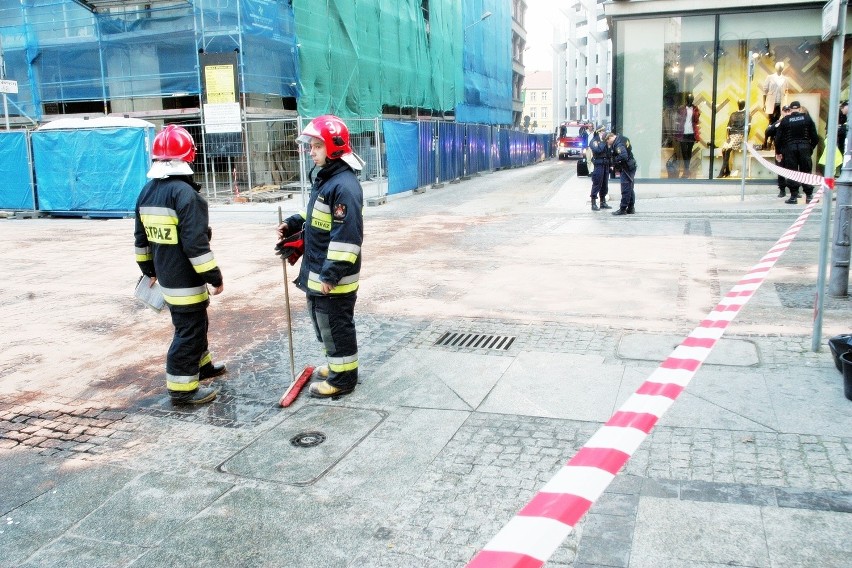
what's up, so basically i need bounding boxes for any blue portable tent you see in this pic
[0,131,34,210]
[32,117,155,214]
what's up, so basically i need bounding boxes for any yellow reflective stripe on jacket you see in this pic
[166,372,200,392]
[327,241,360,264]
[311,201,332,231]
[160,284,209,305]
[135,246,152,262]
[190,251,218,273]
[328,354,358,373]
[307,272,359,294]
[139,207,179,244]
[139,207,178,225]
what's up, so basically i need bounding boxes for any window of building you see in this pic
[530,92,536,101]
[614,9,825,181]
[542,91,548,102]
[542,107,548,119]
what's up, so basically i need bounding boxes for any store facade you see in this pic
[606,0,850,182]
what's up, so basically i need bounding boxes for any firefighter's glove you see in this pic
[275,231,304,266]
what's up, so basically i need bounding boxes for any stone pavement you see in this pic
[1,160,851,567]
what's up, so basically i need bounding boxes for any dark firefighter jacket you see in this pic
[283,159,363,296]
[134,175,222,312]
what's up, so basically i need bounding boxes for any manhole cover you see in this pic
[290,431,326,447]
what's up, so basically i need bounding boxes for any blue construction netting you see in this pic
[455,0,513,125]
[0,0,298,121]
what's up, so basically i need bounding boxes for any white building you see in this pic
[552,0,612,127]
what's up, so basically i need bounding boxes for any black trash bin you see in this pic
[828,334,852,373]
[841,352,852,401]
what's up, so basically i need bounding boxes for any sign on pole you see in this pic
[823,0,841,40]
[587,86,605,105]
[0,79,18,94]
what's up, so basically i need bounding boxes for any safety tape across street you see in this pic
[466,169,830,568]
[747,142,828,188]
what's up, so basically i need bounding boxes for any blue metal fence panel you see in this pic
[383,121,419,195]
[418,121,436,188]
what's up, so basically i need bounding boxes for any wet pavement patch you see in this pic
[130,317,422,429]
[218,404,386,485]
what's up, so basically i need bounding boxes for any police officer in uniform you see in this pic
[607,130,637,215]
[588,125,612,211]
[278,115,364,398]
[776,100,818,204]
[134,125,225,405]
[765,105,792,197]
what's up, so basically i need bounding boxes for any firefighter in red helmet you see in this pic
[277,115,365,398]
[134,125,226,405]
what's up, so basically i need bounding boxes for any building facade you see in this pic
[522,70,553,133]
[605,0,851,182]
[511,0,528,127]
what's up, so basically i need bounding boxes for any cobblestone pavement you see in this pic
[2,160,851,567]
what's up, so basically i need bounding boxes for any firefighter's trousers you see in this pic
[166,309,209,393]
[307,294,358,389]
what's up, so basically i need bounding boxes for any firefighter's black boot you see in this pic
[591,198,599,211]
[199,362,227,380]
[599,199,612,209]
[612,208,628,216]
[170,386,219,405]
[785,193,799,204]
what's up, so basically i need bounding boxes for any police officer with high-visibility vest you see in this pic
[277,115,364,399]
[134,125,226,405]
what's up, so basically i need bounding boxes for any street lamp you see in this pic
[464,11,492,33]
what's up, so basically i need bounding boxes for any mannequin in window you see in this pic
[718,100,747,178]
[675,93,701,178]
[761,62,788,150]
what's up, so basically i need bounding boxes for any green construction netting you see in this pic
[293,0,463,118]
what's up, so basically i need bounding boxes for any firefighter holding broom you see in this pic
[276,115,365,399]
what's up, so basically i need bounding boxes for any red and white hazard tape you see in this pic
[747,143,827,188]
[467,174,829,568]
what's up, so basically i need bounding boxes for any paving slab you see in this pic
[0,462,138,566]
[69,471,232,547]
[630,497,770,567]
[129,486,370,568]
[351,348,512,411]
[220,404,384,485]
[762,507,852,568]
[618,333,760,366]
[477,351,624,420]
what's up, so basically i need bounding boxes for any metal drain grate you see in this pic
[434,332,516,351]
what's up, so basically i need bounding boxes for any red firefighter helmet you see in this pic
[297,115,351,159]
[152,124,196,163]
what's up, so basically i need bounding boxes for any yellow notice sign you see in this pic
[205,64,236,103]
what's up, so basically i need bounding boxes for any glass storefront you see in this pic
[613,7,850,181]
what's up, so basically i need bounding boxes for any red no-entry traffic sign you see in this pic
[587,87,604,105]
